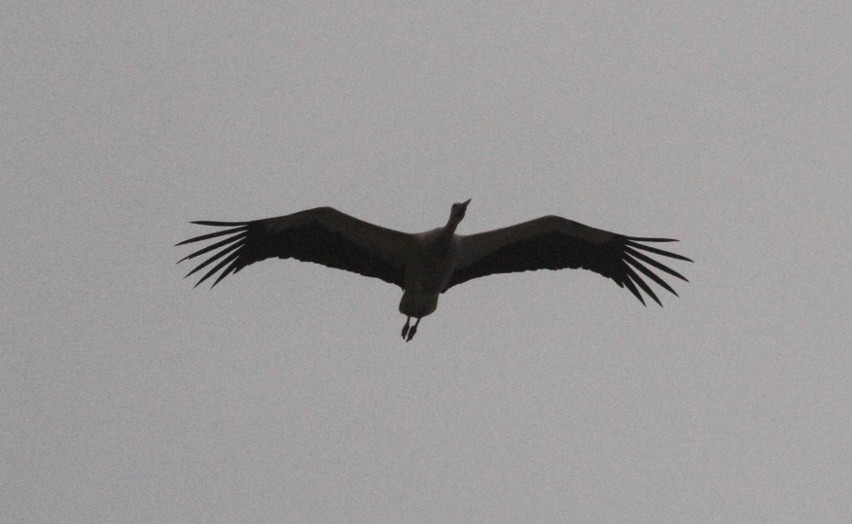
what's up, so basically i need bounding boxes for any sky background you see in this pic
[2,3,850,522]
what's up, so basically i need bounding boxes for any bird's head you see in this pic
[450,199,471,223]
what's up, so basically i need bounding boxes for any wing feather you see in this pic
[623,246,689,282]
[184,240,244,278]
[178,231,247,263]
[623,263,661,306]
[175,225,247,246]
[177,207,413,289]
[195,251,242,288]
[624,253,678,296]
[624,240,693,261]
[449,216,691,305]
[621,273,646,305]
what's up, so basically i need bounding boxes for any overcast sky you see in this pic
[3,3,850,522]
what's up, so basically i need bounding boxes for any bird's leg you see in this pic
[406,317,421,342]
[401,316,411,340]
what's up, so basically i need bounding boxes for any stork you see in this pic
[177,200,691,341]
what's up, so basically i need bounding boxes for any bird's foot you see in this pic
[401,317,411,340]
[405,318,420,342]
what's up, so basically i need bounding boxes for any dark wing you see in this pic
[449,216,692,306]
[176,207,413,289]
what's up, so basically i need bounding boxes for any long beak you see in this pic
[463,198,471,207]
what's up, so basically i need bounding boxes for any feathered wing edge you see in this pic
[447,228,692,306]
[176,216,409,289]
[176,221,250,289]
[612,236,692,306]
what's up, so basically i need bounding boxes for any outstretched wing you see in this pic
[177,207,413,289]
[449,216,692,306]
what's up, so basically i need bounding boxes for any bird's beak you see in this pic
[463,199,471,208]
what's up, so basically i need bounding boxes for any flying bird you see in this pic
[177,200,691,341]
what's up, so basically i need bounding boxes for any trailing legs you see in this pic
[400,316,421,342]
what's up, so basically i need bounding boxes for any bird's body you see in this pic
[177,200,691,341]
[396,220,464,339]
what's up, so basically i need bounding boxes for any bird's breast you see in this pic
[404,242,458,293]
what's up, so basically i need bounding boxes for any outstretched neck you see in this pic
[432,216,461,246]
[439,201,469,243]
[443,215,462,235]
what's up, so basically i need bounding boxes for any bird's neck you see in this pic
[437,217,461,243]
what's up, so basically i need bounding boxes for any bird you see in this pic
[177,200,692,341]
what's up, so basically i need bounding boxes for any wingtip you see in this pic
[191,220,247,226]
[626,236,680,243]
[625,240,693,262]
[621,277,646,306]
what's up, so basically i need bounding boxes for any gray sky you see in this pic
[3,3,850,522]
